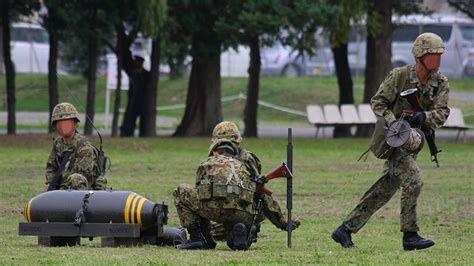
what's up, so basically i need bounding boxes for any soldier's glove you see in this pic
[409,111,426,128]
[281,216,301,232]
[255,176,267,186]
[210,222,226,241]
[383,109,396,126]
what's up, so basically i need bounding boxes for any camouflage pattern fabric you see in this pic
[411,32,445,58]
[173,184,255,241]
[175,154,255,225]
[212,121,242,144]
[237,147,296,230]
[371,65,450,129]
[174,146,299,242]
[45,134,107,190]
[345,64,449,234]
[63,173,88,190]
[173,184,201,228]
[51,102,80,125]
[343,148,422,233]
[370,65,450,158]
[194,154,256,214]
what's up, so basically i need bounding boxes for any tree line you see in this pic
[1,0,472,137]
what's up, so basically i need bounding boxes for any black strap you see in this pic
[247,198,263,243]
[74,191,93,226]
[47,150,73,191]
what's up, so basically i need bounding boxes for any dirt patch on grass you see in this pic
[0,134,51,147]
[0,206,22,217]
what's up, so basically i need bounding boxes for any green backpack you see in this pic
[196,154,256,208]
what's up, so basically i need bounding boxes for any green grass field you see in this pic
[1,74,473,126]
[0,135,472,264]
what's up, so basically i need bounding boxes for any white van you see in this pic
[10,22,49,73]
[349,14,474,78]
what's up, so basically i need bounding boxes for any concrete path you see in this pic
[1,123,472,142]
[0,112,177,127]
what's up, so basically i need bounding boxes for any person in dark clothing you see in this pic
[120,55,149,137]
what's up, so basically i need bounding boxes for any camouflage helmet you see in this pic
[411,32,445,58]
[51,102,80,125]
[208,138,239,156]
[211,121,242,145]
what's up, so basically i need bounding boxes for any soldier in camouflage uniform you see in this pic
[332,33,450,251]
[45,103,107,190]
[174,121,300,250]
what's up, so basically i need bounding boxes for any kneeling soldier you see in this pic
[45,103,107,191]
[174,122,299,250]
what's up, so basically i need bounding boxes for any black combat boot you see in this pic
[176,224,215,250]
[331,224,356,248]
[227,223,250,250]
[403,232,435,251]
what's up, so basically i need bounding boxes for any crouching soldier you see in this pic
[173,121,299,250]
[45,103,107,191]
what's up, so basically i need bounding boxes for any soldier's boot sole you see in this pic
[403,239,435,251]
[176,240,211,250]
[231,223,249,251]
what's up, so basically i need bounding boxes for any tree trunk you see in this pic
[0,19,4,75]
[356,0,392,137]
[243,35,261,138]
[168,58,183,80]
[331,37,354,138]
[48,29,59,132]
[1,4,16,135]
[173,41,222,136]
[141,38,160,137]
[111,24,124,137]
[118,30,137,136]
[84,32,98,135]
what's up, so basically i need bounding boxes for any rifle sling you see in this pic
[47,150,73,191]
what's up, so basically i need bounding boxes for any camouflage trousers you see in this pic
[173,184,288,240]
[57,173,107,190]
[343,149,423,233]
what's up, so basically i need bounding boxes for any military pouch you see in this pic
[212,183,227,199]
[238,188,254,205]
[239,182,256,205]
[197,179,212,201]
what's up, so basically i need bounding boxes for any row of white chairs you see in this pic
[306,104,471,141]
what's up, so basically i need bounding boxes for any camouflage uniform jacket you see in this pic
[45,133,107,190]
[236,147,293,230]
[236,148,261,177]
[369,65,450,159]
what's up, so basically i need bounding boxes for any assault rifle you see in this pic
[400,88,441,167]
[254,163,293,196]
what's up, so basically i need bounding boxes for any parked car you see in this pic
[261,34,335,77]
[348,14,474,78]
[10,22,49,74]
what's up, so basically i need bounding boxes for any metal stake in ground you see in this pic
[287,128,293,248]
